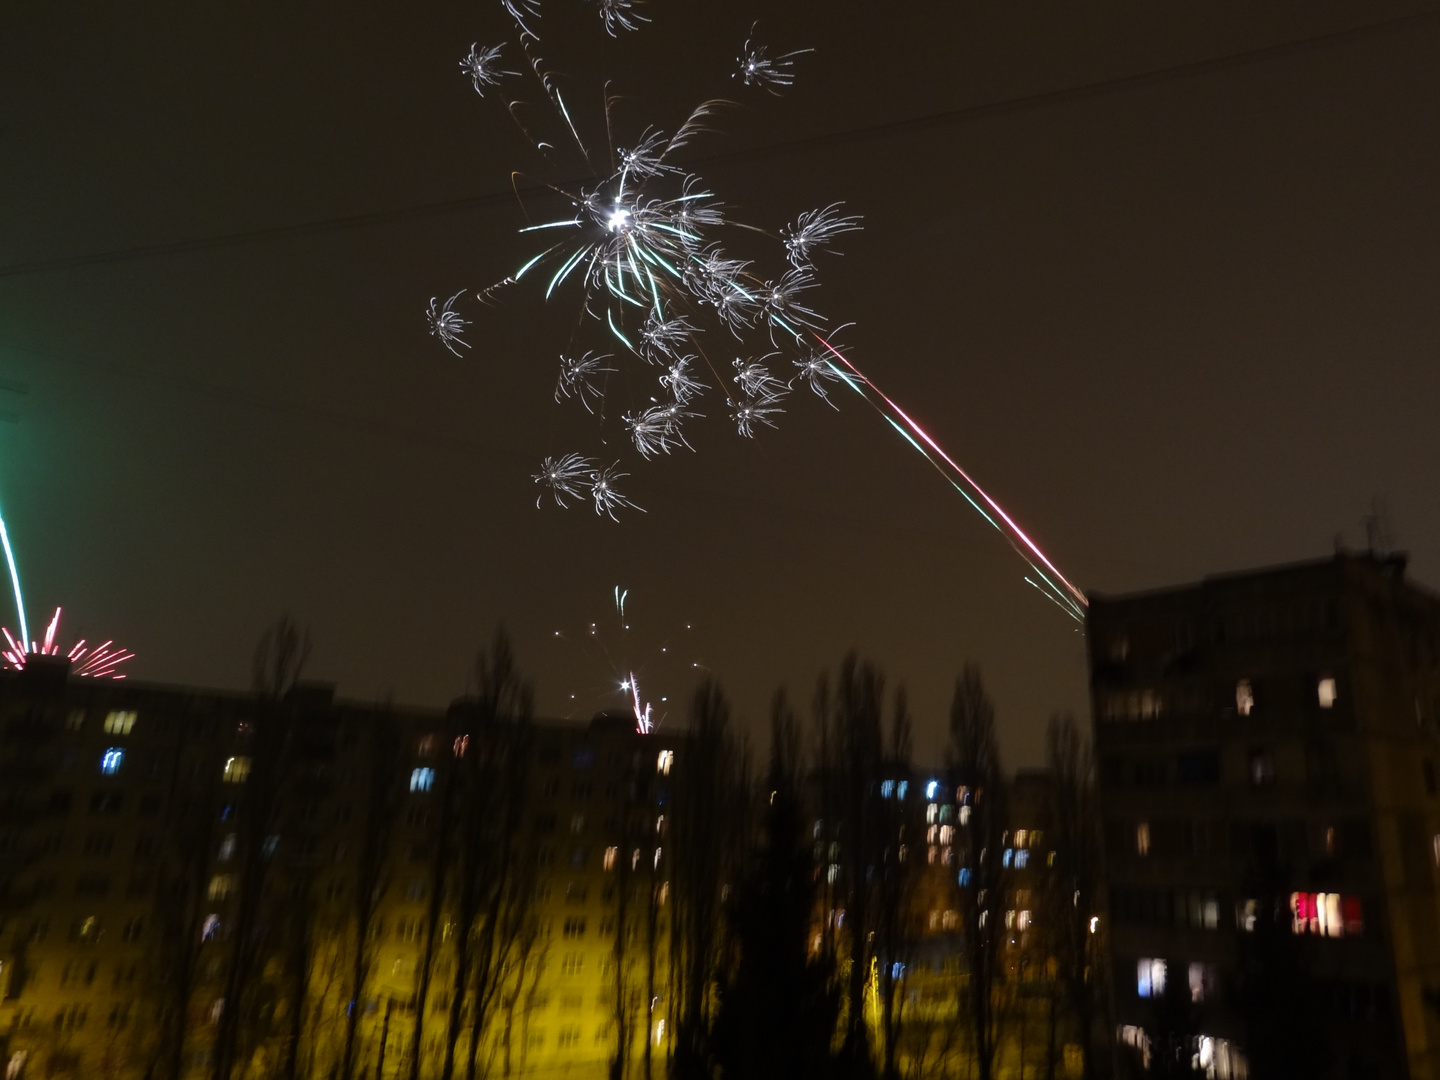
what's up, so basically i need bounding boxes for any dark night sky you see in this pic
[1,1,1437,767]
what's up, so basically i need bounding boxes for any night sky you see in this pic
[2,1,1437,767]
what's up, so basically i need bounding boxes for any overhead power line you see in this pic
[0,7,1435,281]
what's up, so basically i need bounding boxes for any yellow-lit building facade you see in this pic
[0,666,678,1080]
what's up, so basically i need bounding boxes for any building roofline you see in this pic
[1087,549,1434,606]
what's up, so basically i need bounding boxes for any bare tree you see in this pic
[874,688,915,1080]
[669,680,743,1079]
[819,654,886,1077]
[948,664,1006,1080]
[211,615,312,1080]
[438,628,535,1080]
[1043,713,1106,1080]
[339,708,403,1080]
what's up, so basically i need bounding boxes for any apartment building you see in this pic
[1090,551,1440,1078]
[0,663,678,1080]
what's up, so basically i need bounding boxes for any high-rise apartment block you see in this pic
[0,664,678,1080]
[1090,552,1440,1078]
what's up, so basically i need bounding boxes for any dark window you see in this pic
[88,793,123,814]
[1425,760,1437,797]
[571,748,595,770]
[138,796,161,816]
[49,790,73,813]
[1177,750,1220,785]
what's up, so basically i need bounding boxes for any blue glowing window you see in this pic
[100,748,124,775]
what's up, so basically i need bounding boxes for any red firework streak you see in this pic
[2,607,134,679]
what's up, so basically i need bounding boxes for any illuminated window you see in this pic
[926,804,937,825]
[1248,750,1274,786]
[409,767,435,793]
[827,863,840,884]
[941,910,959,931]
[1235,679,1254,717]
[99,749,124,775]
[74,916,102,945]
[897,781,908,799]
[103,711,137,735]
[1014,850,1029,869]
[939,804,954,824]
[1136,823,1150,857]
[1432,834,1440,869]
[218,834,236,861]
[657,750,673,775]
[925,780,939,801]
[880,780,894,798]
[958,805,971,825]
[1014,829,1029,849]
[417,734,437,757]
[208,875,234,901]
[1188,962,1217,1003]
[928,910,939,930]
[938,825,954,845]
[223,757,251,784]
[1136,957,1166,998]
[202,915,221,941]
[603,846,618,871]
[1290,892,1362,938]
[1017,910,1032,930]
[1002,849,1013,867]
[1318,677,1338,709]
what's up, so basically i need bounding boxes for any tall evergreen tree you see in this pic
[712,691,838,1080]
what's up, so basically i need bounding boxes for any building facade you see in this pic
[0,664,679,1080]
[1090,552,1440,1078]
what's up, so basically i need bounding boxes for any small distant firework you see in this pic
[552,586,703,732]
[593,0,649,37]
[555,351,615,413]
[533,452,597,508]
[783,203,864,269]
[426,291,471,356]
[460,43,514,96]
[736,30,814,93]
[2,607,133,679]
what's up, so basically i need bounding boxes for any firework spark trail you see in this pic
[811,332,1088,619]
[0,503,27,647]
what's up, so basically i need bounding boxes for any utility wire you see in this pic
[0,6,1435,281]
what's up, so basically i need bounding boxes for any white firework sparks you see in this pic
[590,462,641,519]
[639,313,699,361]
[732,356,785,400]
[534,453,596,509]
[783,203,864,269]
[729,394,784,438]
[761,267,825,341]
[593,0,649,37]
[459,43,513,96]
[736,33,814,93]
[556,351,616,413]
[427,291,471,356]
[623,402,694,459]
[659,355,706,403]
[790,343,845,407]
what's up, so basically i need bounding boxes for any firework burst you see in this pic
[427,4,1086,617]
[2,608,133,679]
